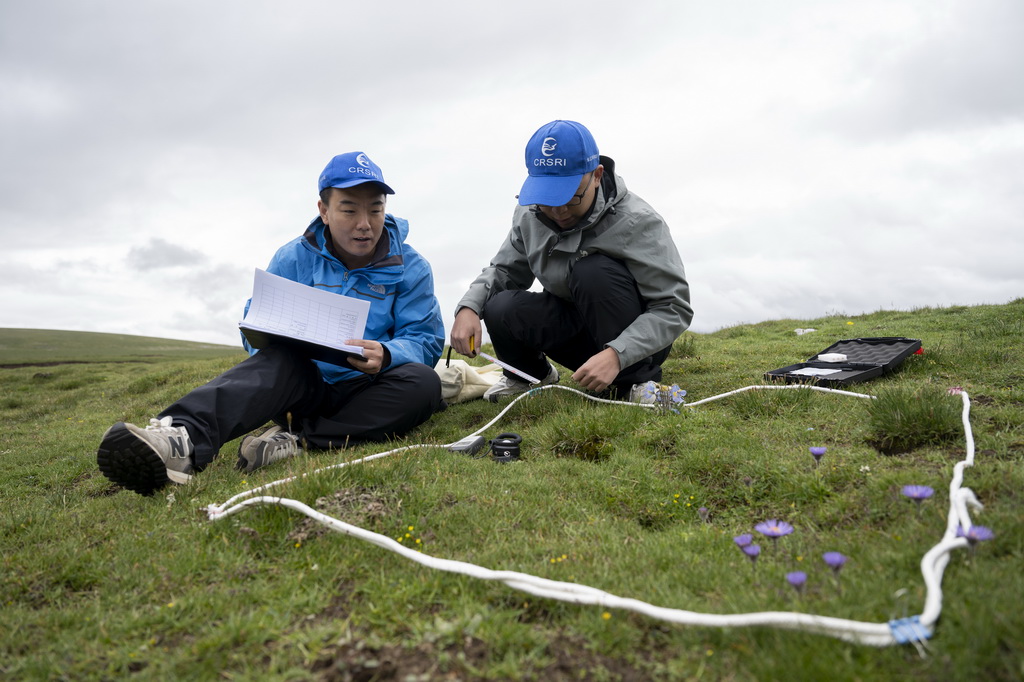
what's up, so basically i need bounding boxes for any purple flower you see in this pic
[786,571,807,592]
[956,525,995,544]
[822,551,848,573]
[742,544,761,565]
[733,533,753,548]
[698,507,710,523]
[755,520,794,539]
[809,446,827,465]
[901,485,935,502]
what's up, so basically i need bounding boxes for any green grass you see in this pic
[2,302,1023,681]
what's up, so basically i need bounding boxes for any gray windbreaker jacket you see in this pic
[457,156,693,370]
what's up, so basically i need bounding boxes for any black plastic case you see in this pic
[765,337,922,387]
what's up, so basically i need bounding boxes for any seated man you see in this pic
[451,120,693,401]
[97,152,445,496]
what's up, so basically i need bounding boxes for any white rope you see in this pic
[206,384,982,648]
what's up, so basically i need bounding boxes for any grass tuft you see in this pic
[866,385,964,455]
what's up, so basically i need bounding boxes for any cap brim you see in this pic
[517,173,584,207]
[326,178,396,195]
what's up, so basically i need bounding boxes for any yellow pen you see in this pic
[469,335,475,355]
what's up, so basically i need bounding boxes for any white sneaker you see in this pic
[96,417,194,496]
[483,364,559,403]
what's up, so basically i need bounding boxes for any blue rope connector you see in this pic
[888,616,931,644]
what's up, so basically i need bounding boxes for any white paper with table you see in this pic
[239,268,370,358]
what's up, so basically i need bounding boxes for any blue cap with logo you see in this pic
[517,120,600,207]
[318,151,395,195]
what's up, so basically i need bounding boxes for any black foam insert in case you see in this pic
[765,337,922,387]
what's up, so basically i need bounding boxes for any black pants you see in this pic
[159,346,442,469]
[482,254,670,393]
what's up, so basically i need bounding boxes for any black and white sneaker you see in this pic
[97,417,195,496]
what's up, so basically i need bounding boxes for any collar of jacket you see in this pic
[301,215,404,272]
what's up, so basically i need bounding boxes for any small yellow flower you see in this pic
[294,542,301,548]
[408,525,415,531]
[602,612,612,620]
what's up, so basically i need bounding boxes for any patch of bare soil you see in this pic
[286,487,402,545]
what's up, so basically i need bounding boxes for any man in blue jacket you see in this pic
[97,152,446,496]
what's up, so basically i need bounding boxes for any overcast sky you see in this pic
[2,1,1022,348]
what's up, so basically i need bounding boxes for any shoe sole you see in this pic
[96,422,171,496]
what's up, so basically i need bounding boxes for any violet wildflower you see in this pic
[957,525,995,545]
[786,571,807,593]
[698,506,710,523]
[755,520,794,547]
[822,551,848,574]
[809,446,827,466]
[901,485,934,501]
[901,485,934,514]
[733,533,753,548]
[742,544,761,567]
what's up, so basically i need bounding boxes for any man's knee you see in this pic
[569,254,634,297]
[388,363,443,410]
[481,290,520,328]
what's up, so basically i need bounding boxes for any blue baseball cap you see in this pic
[517,120,600,206]
[318,152,395,195]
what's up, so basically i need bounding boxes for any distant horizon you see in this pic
[5,295,1020,348]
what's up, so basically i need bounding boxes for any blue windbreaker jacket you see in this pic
[243,214,445,384]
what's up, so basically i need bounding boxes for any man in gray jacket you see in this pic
[450,120,693,401]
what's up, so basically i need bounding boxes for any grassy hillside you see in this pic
[0,328,243,366]
[1,301,1021,680]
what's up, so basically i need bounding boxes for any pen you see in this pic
[469,335,475,355]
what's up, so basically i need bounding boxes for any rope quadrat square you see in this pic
[206,383,983,649]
